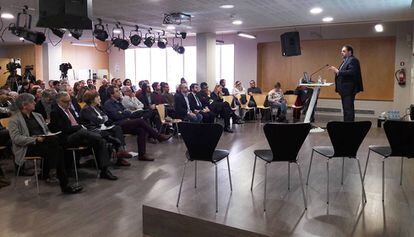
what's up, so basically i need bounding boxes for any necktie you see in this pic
[65,108,78,126]
[339,57,348,71]
[194,94,201,107]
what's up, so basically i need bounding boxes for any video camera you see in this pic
[6,61,21,73]
[59,63,72,79]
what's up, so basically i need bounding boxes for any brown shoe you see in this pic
[157,134,172,142]
[116,151,133,159]
[115,158,131,167]
[138,155,155,161]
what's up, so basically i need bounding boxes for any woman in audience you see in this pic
[232,81,247,119]
[73,82,81,98]
[123,79,136,92]
[267,82,287,122]
[79,91,131,166]
[30,86,43,102]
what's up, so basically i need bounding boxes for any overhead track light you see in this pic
[93,19,108,42]
[50,28,65,38]
[172,37,185,54]
[69,29,83,40]
[157,31,167,49]
[144,29,155,48]
[111,24,129,50]
[129,25,142,46]
[8,6,45,45]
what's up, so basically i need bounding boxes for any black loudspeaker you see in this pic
[280,32,301,57]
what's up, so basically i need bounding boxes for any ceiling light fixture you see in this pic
[220,4,234,9]
[50,28,65,38]
[93,19,109,42]
[144,29,155,48]
[172,37,185,54]
[1,13,14,19]
[69,29,83,40]
[322,17,333,22]
[374,24,384,32]
[129,25,142,46]
[237,32,256,39]
[70,42,95,47]
[157,31,167,49]
[232,20,243,25]
[310,7,323,14]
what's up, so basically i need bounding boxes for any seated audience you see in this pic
[247,80,262,107]
[219,79,230,96]
[232,81,247,119]
[8,93,82,194]
[52,80,61,92]
[151,82,165,105]
[267,82,287,122]
[160,82,176,118]
[123,79,136,92]
[188,83,215,123]
[49,91,118,180]
[103,86,171,161]
[98,79,110,105]
[34,89,56,121]
[60,84,81,116]
[79,91,131,166]
[174,83,203,123]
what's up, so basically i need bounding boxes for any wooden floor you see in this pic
[0,115,413,237]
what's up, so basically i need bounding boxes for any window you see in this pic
[125,46,196,88]
[216,44,234,91]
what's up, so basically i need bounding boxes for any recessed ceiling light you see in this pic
[220,4,234,9]
[232,20,243,25]
[237,32,256,39]
[166,25,176,30]
[1,13,14,19]
[374,24,384,32]
[322,17,333,22]
[310,7,323,14]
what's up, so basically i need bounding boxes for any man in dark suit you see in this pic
[49,91,118,180]
[188,83,215,123]
[328,45,363,121]
[174,83,203,123]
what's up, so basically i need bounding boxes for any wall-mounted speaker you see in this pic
[280,32,301,57]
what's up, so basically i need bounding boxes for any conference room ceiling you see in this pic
[0,0,413,43]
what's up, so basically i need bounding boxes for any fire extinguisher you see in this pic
[395,68,406,85]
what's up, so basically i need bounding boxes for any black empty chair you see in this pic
[176,122,232,212]
[363,120,414,202]
[306,121,371,204]
[250,123,311,211]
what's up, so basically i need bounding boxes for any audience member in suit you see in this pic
[49,91,118,180]
[8,93,83,194]
[103,86,172,161]
[34,89,56,121]
[133,84,162,130]
[247,80,262,107]
[98,79,110,105]
[211,85,243,124]
[328,45,363,121]
[160,82,176,118]
[174,83,203,123]
[219,79,230,96]
[188,83,215,123]
[79,91,131,166]
[60,84,81,117]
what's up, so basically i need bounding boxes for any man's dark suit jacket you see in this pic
[79,105,107,129]
[174,93,190,119]
[188,93,203,111]
[335,55,363,96]
[49,106,82,137]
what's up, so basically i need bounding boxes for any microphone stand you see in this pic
[310,64,329,81]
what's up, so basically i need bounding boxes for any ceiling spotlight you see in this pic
[375,24,384,32]
[172,37,185,54]
[232,20,243,25]
[322,17,333,22]
[180,32,187,39]
[1,13,14,19]
[50,28,65,38]
[220,4,234,9]
[144,34,155,48]
[9,26,46,45]
[237,32,256,39]
[166,25,175,30]
[310,7,323,14]
[93,19,109,42]
[112,37,129,50]
[69,29,83,40]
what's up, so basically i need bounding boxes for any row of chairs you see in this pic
[176,120,414,212]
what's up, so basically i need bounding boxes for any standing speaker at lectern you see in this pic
[327,45,363,121]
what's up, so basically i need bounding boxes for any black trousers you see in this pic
[209,102,231,128]
[66,129,111,169]
[341,94,356,122]
[26,136,68,190]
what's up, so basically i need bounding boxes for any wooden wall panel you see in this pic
[257,37,396,101]
[0,45,37,86]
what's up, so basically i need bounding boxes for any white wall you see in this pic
[109,48,125,80]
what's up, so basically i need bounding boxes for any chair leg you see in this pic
[14,163,22,189]
[176,160,188,207]
[363,149,371,183]
[326,159,329,204]
[356,158,367,203]
[296,162,307,210]
[250,155,257,191]
[263,162,268,212]
[72,150,79,186]
[382,159,385,202]
[215,163,218,213]
[194,161,197,188]
[341,157,345,185]
[306,149,314,185]
[34,160,40,194]
[226,156,233,191]
[288,162,291,191]
[400,157,404,186]
[91,148,100,178]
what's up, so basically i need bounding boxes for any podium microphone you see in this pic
[310,64,329,80]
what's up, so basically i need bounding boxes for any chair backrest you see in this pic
[156,104,166,121]
[222,95,233,105]
[253,94,267,107]
[178,122,223,162]
[285,94,298,107]
[263,123,311,162]
[384,120,414,158]
[0,117,10,129]
[327,121,371,157]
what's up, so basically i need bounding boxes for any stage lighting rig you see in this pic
[172,37,185,54]
[8,6,46,45]
[93,18,109,42]
[69,29,82,40]
[157,31,167,49]
[111,24,129,50]
[129,25,142,46]
[144,29,155,48]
